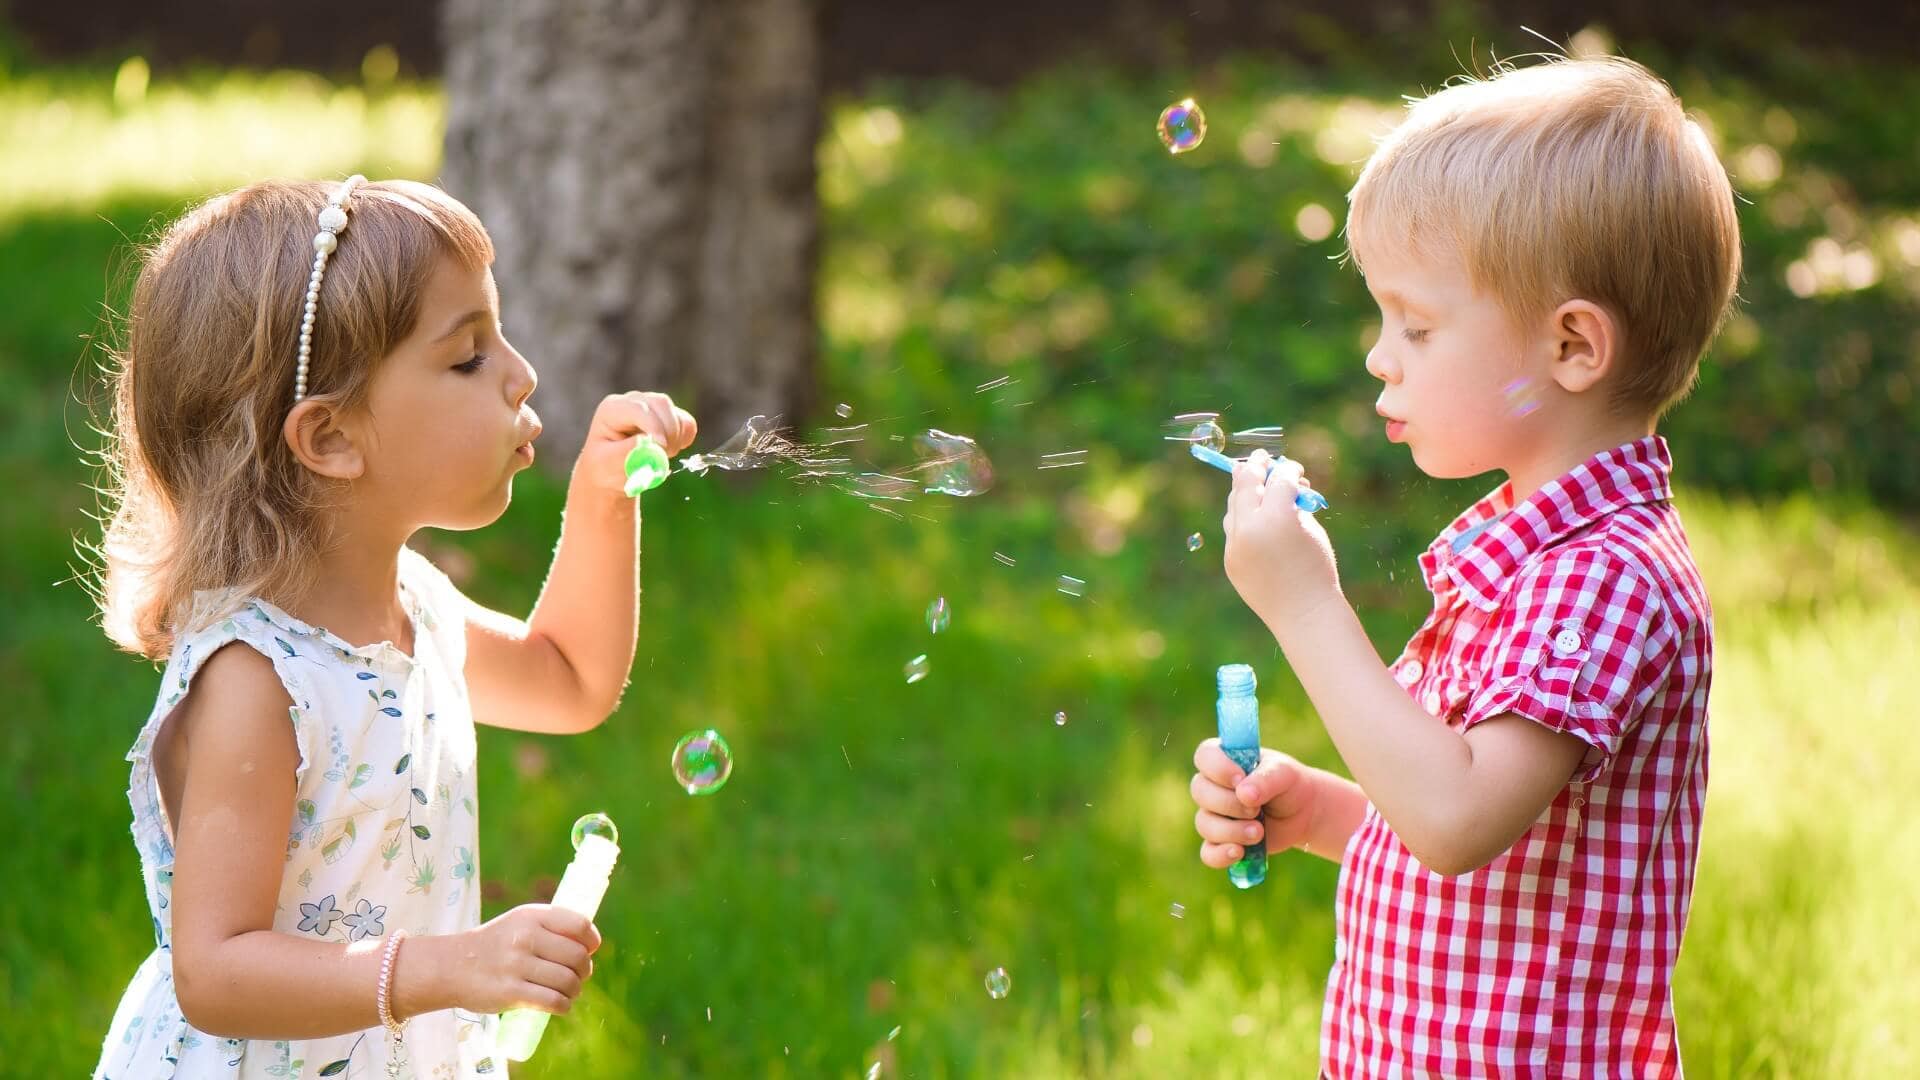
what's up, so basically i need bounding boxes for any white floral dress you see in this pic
[96,548,501,1079]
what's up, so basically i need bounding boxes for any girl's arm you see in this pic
[168,644,594,1038]
[462,391,695,736]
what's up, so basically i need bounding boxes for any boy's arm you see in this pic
[1271,598,1587,876]
[462,475,637,735]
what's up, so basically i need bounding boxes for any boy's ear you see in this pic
[283,398,367,480]
[1546,299,1618,395]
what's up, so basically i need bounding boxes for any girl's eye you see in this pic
[453,354,488,374]
[1401,328,1429,343]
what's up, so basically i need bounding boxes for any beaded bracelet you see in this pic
[377,929,409,1078]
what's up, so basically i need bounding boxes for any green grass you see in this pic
[4,40,1919,1078]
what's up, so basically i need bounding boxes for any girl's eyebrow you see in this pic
[431,308,493,343]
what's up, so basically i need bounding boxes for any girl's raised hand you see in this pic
[578,390,697,496]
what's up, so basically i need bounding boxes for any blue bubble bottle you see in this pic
[1216,664,1266,889]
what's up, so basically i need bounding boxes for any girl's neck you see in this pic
[277,534,416,656]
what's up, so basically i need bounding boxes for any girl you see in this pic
[89,176,696,1078]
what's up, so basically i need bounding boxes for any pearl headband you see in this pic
[293,174,366,402]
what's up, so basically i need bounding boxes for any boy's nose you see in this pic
[1365,343,1397,383]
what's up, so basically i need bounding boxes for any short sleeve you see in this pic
[1462,549,1674,781]
[400,545,471,671]
[137,609,323,788]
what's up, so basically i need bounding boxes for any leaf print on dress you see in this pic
[343,897,387,941]
[298,894,345,936]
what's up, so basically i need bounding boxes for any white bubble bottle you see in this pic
[497,813,621,1061]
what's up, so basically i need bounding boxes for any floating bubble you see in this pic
[1056,575,1087,598]
[1186,532,1204,552]
[849,472,916,502]
[926,597,950,633]
[887,1025,902,1041]
[866,1065,882,1080]
[984,967,1012,999]
[992,551,1016,567]
[570,812,619,850]
[1157,98,1207,154]
[1170,902,1187,919]
[1191,421,1227,453]
[671,729,733,795]
[1037,450,1088,470]
[1053,711,1068,726]
[836,402,853,418]
[904,654,930,683]
[913,429,995,496]
[696,414,793,472]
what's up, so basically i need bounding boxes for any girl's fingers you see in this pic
[1199,840,1244,870]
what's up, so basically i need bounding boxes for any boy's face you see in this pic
[1360,245,1550,482]
[355,256,543,531]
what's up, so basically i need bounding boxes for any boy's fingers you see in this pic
[1192,739,1246,786]
[1190,772,1260,819]
[1196,807,1265,847]
[1236,751,1306,811]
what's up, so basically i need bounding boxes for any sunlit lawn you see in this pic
[3,53,1917,1077]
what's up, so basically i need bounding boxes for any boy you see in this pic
[1189,56,1739,1075]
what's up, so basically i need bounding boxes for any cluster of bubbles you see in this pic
[650,98,1360,1019]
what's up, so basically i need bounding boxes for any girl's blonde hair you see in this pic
[86,179,493,660]
[1345,55,1742,422]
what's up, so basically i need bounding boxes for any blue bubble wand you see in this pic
[1189,443,1329,512]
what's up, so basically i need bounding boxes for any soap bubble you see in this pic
[836,402,853,418]
[1056,575,1087,598]
[913,429,995,496]
[905,654,930,683]
[1053,711,1068,726]
[1170,902,1187,919]
[984,967,1012,999]
[1163,412,1226,453]
[671,729,734,795]
[1157,98,1207,154]
[570,812,619,850]
[926,597,950,633]
[1186,532,1204,552]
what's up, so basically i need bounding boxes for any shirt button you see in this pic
[1423,690,1443,713]
[1553,628,1583,656]
[1397,660,1424,685]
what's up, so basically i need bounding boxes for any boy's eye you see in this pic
[453,354,488,374]
[1401,328,1429,343]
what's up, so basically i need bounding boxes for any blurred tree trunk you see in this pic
[442,0,820,459]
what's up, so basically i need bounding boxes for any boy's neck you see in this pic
[1504,413,1656,504]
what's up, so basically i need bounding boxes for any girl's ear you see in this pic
[283,398,366,480]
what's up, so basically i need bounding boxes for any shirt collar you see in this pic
[1417,435,1673,611]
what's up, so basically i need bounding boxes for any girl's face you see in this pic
[356,256,541,531]
[1360,246,1553,483]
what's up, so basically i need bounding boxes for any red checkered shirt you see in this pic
[1322,436,1713,1077]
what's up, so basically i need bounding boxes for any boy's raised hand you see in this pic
[1221,449,1341,631]
[1191,737,1322,868]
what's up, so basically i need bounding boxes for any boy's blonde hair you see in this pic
[1345,55,1741,422]
[86,179,493,661]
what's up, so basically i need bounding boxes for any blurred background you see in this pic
[3,0,1916,1075]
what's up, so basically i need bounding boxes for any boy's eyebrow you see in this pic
[1375,289,1436,316]
[432,308,494,343]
